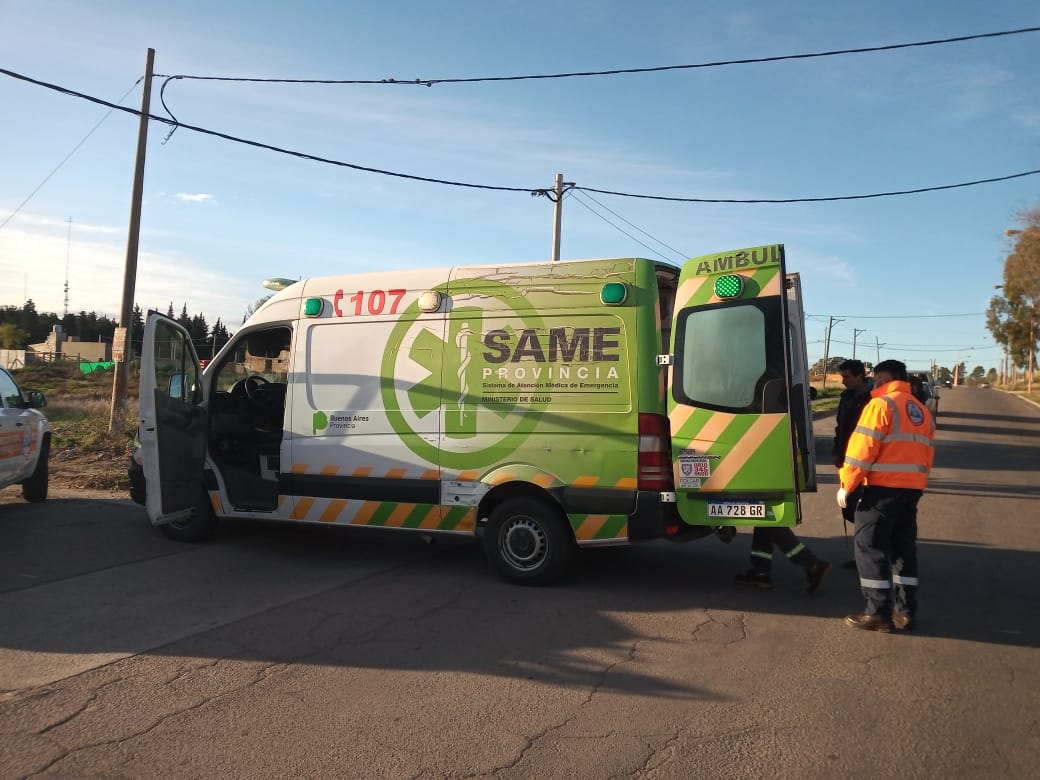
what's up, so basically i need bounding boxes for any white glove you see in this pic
[837,488,848,509]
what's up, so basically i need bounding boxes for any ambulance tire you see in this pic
[484,496,574,585]
[159,487,218,542]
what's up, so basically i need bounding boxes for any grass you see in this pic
[9,362,1032,491]
[12,362,138,490]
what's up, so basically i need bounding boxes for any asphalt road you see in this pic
[1,387,1038,778]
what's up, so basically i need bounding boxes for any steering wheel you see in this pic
[243,375,270,399]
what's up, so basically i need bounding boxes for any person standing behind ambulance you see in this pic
[838,360,935,632]
[833,360,874,566]
[834,359,874,472]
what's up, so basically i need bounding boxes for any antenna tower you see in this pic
[64,217,71,318]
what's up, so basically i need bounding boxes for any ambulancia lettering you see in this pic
[694,245,779,276]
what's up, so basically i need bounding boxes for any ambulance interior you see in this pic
[207,327,291,510]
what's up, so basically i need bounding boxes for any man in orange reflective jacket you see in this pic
[837,359,935,632]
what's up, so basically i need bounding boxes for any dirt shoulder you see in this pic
[50,441,132,493]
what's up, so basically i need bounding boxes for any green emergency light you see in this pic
[304,298,323,316]
[714,274,744,299]
[600,282,628,305]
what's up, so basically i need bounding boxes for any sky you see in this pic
[1,0,1038,373]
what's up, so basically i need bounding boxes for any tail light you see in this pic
[638,413,674,491]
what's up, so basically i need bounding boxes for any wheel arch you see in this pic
[478,480,570,533]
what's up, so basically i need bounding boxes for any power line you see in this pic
[0,66,539,195]
[2,65,1038,204]
[825,339,977,353]
[807,311,984,319]
[568,190,685,262]
[577,171,1040,204]
[0,78,142,231]
[151,26,1040,87]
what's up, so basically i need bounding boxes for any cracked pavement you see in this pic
[2,388,1039,778]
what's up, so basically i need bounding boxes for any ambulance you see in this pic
[138,243,816,583]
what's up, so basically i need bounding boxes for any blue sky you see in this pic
[1,1,1037,373]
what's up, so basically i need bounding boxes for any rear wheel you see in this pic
[483,496,574,585]
[21,438,49,503]
[159,487,218,542]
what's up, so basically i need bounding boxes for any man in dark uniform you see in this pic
[838,360,935,632]
[833,360,873,566]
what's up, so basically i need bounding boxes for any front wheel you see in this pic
[159,488,218,542]
[21,438,49,502]
[483,496,574,585]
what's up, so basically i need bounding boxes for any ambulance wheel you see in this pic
[159,488,218,542]
[484,496,574,585]
[21,438,49,503]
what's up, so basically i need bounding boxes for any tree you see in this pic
[130,304,145,356]
[210,319,230,357]
[0,322,28,349]
[243,296,272,323]
[988,205,1040,373]
[19,300,39,338]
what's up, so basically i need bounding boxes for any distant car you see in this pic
[979,382,990,389]
[0,367,51,501]
[943,379,952,388]
[908,371,939,422]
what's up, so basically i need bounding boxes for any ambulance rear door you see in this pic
[666,244,811,528]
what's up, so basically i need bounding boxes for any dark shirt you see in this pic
[833,379,874,459]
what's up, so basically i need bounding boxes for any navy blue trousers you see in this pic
[749,526,815,572]
[853,486,922,618]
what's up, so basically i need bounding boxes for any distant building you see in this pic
[1,325,114,370]
[28,325,112,363]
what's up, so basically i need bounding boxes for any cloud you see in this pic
[0,215,246,328]
[173,193,215,203]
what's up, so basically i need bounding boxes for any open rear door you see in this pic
[666,244,810,528]
[140,312,207,525]
[786,272,817,491]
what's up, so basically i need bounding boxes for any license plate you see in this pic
[708,501,766,519]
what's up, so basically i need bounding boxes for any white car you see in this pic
[908,371,939,421]
[0,367,51,501]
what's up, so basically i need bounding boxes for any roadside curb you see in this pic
[998,388,1040,411]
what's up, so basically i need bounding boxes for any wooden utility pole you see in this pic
[852,327,867,360]
[110,48,155,434]
[820,316,844,389]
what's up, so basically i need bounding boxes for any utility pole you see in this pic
[551,173,564,262]
[852,327,867,360]
[547,173,574,262]
[110,48,155,434]
[820,316,844,389]
[63,217,71,318]
[875,338,885,365]
[1030,315,1036,395]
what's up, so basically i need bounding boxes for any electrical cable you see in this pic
[575,171,1040,203]
[151,26,1040,87]
[0,78,142,231]
[2,65,1037,204]
[568,190,683,262]
[807,312,984,319]
[0,66,544,195]
[571,190,688,261]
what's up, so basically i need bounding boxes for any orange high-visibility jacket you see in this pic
[839,379,935,493]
